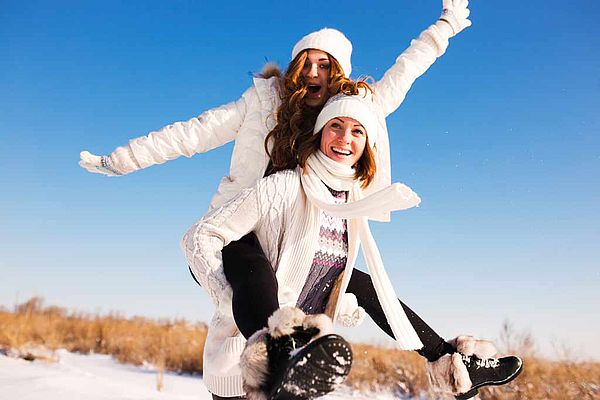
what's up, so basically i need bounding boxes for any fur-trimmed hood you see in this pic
[257,62,282,79]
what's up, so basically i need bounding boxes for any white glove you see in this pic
[440,0,472,37]
[336,293,366,328]
[79,151,122,176]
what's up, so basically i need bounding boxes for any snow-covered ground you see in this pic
[0,350,403,400]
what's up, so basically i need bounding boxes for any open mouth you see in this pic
[307,85,321,94]
[331,147,352,156]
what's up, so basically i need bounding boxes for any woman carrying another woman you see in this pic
[182,87,523,400]
[79,0,473,351]
[76,1,517,398]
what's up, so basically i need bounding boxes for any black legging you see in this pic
[346,268,455,362]
[191,232,454,362]
[222,233,279,337]
[189,233,279,337]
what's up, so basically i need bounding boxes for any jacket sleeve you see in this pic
[180,172,292,313]
[108,86,257,174]
[373,21,452,118]
[180,187,260,313]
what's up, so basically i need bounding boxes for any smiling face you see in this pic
[301,49,331,107]
[319,116,367,166]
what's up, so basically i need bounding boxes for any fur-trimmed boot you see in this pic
[426,335,523,399]
[240,307,352,400]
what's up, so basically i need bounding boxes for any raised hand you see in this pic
[440,0,472,37]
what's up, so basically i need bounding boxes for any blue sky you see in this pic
[1,1,599,360]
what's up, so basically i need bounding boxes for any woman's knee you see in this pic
[222,233,272,286]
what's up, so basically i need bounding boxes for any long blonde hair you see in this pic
[264,50,372,176]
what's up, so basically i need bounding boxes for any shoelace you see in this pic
[462,354,501,369]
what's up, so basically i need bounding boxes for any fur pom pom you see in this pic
[245,387,268,400]
[451,353,472,395]
[303,313,334,339]
[426,353,472,396]
[450,335,498,359]
[336,293,366,328]
[240,328,269,400]
[267,306,306,338]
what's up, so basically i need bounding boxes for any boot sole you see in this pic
[269,334,352,400]
[455,357,524,400]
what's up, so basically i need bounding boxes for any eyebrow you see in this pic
[308,58,329,63]
[332,118,365,129]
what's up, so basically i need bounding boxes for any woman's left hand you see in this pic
[440,0,472,37]
[79,151,122,176]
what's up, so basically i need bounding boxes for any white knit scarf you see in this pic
[301,150,423,350]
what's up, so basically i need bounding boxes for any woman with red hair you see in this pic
[182,89,523,400]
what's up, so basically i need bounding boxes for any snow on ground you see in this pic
[0,350,404,400]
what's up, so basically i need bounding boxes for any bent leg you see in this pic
[347,269,455,361]
[222,232,279,339]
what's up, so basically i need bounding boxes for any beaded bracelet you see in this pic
[99,156,123,176]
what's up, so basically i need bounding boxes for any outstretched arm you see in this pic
[79,86,257,176]
[373,0,471,117]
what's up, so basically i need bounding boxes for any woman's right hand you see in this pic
[79,151,122,176]
[440,0,472,37]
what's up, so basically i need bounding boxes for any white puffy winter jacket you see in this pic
[108,23,451,217]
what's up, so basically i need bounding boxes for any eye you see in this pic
[320,63,330,70]
[353,129,365,135]
[330,122,342,129]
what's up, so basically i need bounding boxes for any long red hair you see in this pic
[263,50,372,177]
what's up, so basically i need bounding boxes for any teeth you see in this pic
[332,147,351,155]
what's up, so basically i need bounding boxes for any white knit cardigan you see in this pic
[182,167,409,397]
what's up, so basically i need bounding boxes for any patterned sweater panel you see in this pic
[297,187,348,314]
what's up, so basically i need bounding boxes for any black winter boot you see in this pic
[427,335,523,399]
[455,354,523,400]
[240,307,352,400]
[266,323,321,390]
[269,333,352,400]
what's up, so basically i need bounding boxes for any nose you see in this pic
[338,126,352,143]
[308,63,318,78]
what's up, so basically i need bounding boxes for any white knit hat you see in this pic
[291,28,352,77]
[313,91,378,146]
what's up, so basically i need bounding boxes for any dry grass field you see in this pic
[1,297,598,399]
